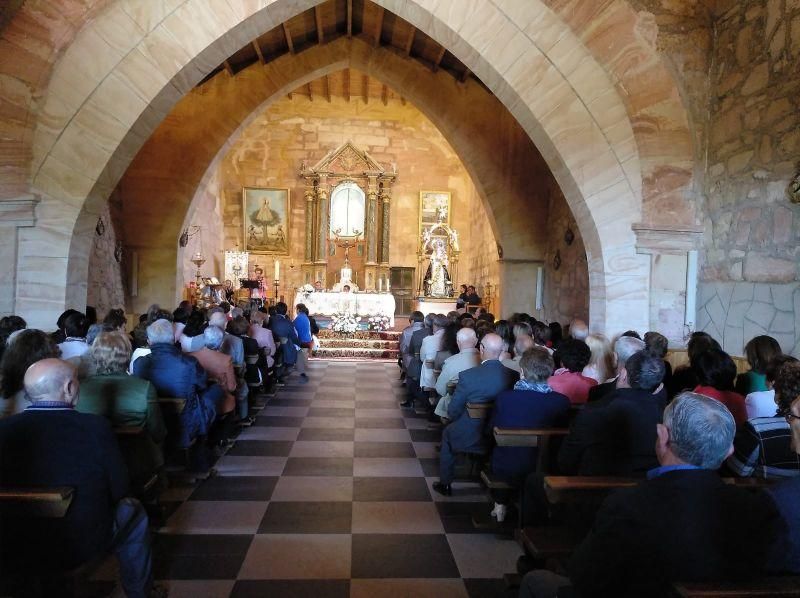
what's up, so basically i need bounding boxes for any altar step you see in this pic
[314,329,401,361]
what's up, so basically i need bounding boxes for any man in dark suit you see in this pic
[433,333,517,495]
[520,392,783,598]
[0,359,155,597]
[558,350,666,476]
[401,313,432,408]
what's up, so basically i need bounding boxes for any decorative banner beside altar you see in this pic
[224,251,249,288]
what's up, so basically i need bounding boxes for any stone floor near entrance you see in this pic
[121,360,522,597]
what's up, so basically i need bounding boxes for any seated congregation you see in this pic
[399,310,800,597]
[0,299,798,597]
[0,300,315,597]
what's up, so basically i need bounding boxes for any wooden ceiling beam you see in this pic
[307,82,313,101]
[381,84,388,106]
[223,60,234,76]
[346,0,352,38]
[282,22,295,54]
[459,66,471,83]
[314,5,325,44]
[374,6,385,47]
[362,74,369,104]
[345,69,351,102]
[432,46,446,72]
[252,41,265,64]
[400,96,406,106]
[404,25,415,56]
[324,74,331,103]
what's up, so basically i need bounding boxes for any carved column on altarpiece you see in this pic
[315,175,330,286]
[379,184,391,284]
[364,175,379,290]
[301,179,316,286]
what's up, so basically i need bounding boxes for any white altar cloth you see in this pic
[294,291,396,327]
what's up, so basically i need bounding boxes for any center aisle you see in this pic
[153,360,522,597]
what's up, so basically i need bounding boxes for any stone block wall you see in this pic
[698,0,800,356]
[86,199,125,318]
[191,94,499,298]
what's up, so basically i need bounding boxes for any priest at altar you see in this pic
[331,265,359,292]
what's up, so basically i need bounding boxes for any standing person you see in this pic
[269,302,300,384]
[402,313,433,408]
[456,284,469,309]
[0,359,156,597]
[293,304,314,384]
[399,312,424,381]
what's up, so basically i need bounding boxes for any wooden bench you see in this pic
[0,486,74,518]
[494,427,569,474]
[113,425,145,436]
[671,577,800,597]
[466,401,493,419]
[515,525,582,561]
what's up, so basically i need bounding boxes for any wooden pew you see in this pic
[466,401,493,419]
[154,397,187,415]
[0,486,74,518]
[113,425,145,436]
[493,427,569,474]
[671,577,800,597]
[515,525,583,561]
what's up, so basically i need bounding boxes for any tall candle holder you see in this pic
[273,279,280,302]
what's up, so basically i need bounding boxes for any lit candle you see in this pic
[378,278,383,292]
[274,260,280,280]
[386,276,391,292]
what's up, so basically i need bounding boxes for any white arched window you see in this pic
[329,181,365,238]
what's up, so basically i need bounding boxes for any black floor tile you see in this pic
[152,534,251,580]
[308,407,356,417]
[297,428,355,441]
[231,580,350,598]
[355,417,407,429]
[409,429,442,442]
[435,502,496,534]
[226,440,294,457]
[420,458,440,477]
[189,476,279,501]
[351,534,460,578]
[258,501,352,534]
[282,457,354,476]
[354,441,416,458]
[463,578,519,598]
[353,477,433,502]
[253,416,305,427]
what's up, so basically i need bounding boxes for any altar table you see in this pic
[294,291,396,327]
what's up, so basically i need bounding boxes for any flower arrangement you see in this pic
[367,314,391,332]
[330,310,361,334]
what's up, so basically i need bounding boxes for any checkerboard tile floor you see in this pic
[113,361,522,597]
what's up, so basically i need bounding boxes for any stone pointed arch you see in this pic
[7,0,698,335]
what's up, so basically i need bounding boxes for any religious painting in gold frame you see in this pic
[243,187,290,255]
[419,191,451,234]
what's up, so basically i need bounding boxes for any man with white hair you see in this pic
[433,333,518,495]
[133,319,223,456]
[519,392,783,597]
[588,334,646,402]
[568,318,589,341]
[433,327,481,418]
[0,359,156,597]
[501,333,535,374]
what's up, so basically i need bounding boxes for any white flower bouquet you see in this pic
[330,311,361,334]
[367,314,391,332]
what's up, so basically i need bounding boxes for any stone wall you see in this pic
[544,183,590,326]
[698,0,800,356]
[190,94,500,300]
[183,170,225,286]
[86,199,125,318]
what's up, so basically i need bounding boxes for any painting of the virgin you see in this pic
[243,187,290,254]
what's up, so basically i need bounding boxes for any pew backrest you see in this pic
[0,486,74,518]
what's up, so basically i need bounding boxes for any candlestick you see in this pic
[378,278,383,293]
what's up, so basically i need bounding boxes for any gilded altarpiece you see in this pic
[299,142,397,290]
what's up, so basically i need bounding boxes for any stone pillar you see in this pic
[0,196,39,317]
[634,223,704,346]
